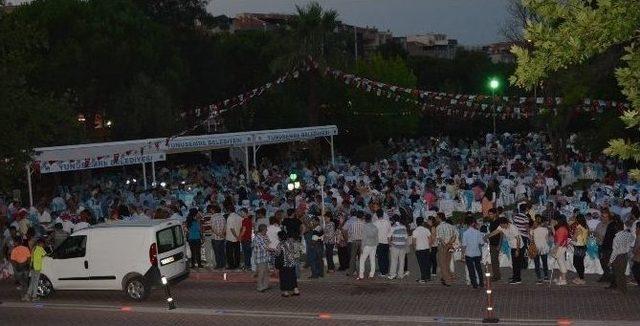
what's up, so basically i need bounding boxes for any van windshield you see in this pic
[156,225,184,254]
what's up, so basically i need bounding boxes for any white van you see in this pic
[38,219,189,301]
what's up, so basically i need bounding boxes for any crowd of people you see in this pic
[2,132,640,299]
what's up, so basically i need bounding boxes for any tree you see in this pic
[291,1,339,60]
[344,54,418,144]
[500,0,538,45]
[510,0,640,176]
[282,1,341,126]
[0,4,82,192]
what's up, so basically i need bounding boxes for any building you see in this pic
[485,42,516,64]
[231,13,294,32]
[404,34,458,59]
[338,24,394,57]
[1,2,17,14]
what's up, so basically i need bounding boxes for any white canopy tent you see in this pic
[28,125,338,206]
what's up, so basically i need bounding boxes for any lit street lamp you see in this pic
[288,173,300,191]
[489,78,500,135]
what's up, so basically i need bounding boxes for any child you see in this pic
[27,238,47,301]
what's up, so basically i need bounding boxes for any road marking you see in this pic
[1,301,637,325]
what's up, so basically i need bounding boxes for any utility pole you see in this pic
[354,26,358,64]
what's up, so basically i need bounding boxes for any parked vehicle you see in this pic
[38,219,189,301]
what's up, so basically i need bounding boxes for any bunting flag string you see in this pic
[321,64,628,120]
[41,59,625,171]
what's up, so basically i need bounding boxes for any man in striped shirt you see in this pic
[323,213,337,272]
[344,211,364,276]
[511,203,531,266]
[253,224,271,292]
[388,215,409,279]
[210,205,226,269]
[607,220,634,293]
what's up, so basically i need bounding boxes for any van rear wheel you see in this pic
[125,277,150,301]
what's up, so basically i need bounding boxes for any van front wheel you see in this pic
[125,277,149,301]
[37,275,54,298]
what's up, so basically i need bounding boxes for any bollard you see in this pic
[482,264,499,323]
[161,276,176,310]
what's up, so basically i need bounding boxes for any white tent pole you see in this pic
[142,163,147,190]
[252,142,257,168]
[26,164,33,207]
[330,135,335,166]
[151,160,156,186]
[244,146,249,180]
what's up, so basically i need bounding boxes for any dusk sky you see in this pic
[210,0,510,45]
[9,0,511,45]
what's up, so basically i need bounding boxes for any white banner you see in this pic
[38,153,166,174]
[166,134,253,152]
[254,126,338,145]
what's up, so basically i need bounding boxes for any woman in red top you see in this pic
[553,217,569,285]
[239,208,254,271]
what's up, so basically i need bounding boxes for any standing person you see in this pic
[276,231,300,297]
[598,211,616,283]
[486,209,502,282]
[631,221,640,287]
[10,238,30,301]
[266,216,282,255]
[486,217,523,284]
[281,209,303,275]
[358,214,379,280]
[481,185,496,217]
[374,209,391,277]
[345,211,364,277]
[308,217,325,279]
[336,215,350,271]
[239,208,254,271]
[607,218,633,293]
[412,217,432,283]
[255,208,269,229]
[512,204,531,267]
[301,213,315,270]
[186,209,203,268]
[435,213,457,286]
[530,218,550,284]
[26,238,46,301]
[552,217,570,286]
[253,224,271,292]
[427,216,439,277]
[571,214,589,285]
[202,205,214,268]
[322,213,336,273]
[225,200,242,270]
[51,223,69,249]
[210,205,226,270]
[462,216,485,289]
[388,216,408,280]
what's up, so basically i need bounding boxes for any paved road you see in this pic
[1,264,639,326]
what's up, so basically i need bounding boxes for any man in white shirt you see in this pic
[412,217,432,283]
[486,217,523,284]
[373,209,391,276]
[266,216,281,251]
[462,216,485,288]
[225,201,242,270]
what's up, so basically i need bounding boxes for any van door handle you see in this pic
[84,260,88,269]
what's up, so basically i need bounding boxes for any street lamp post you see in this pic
[489,78,500,135]
[288,173,301,208]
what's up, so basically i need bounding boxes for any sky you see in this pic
[210,0,510,45]
[8,0,511,45]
